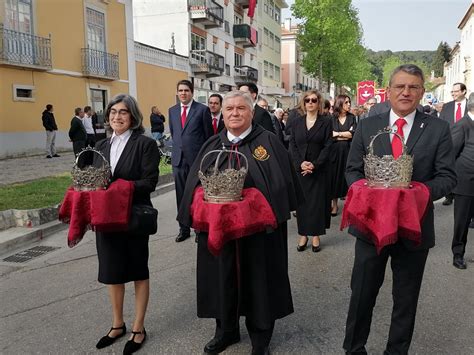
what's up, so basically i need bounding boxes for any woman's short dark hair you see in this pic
[333,95,351,117]
[105,94,145,134]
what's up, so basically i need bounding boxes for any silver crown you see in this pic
[198,145,248,203]
[364,127,413,188]
[71,147,111,191]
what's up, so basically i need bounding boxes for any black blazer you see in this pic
[452,115,474,196]
[212,112,225,133]
[289,114,333,172]
[169,100,213,167]
[95,132,160,206]
[68,116,87,142]
[346,111,457,250]
[439,100,468,127]
[254,104,275,134]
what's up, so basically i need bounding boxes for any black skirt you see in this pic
[96,231,149,284]
[331,140,351,198]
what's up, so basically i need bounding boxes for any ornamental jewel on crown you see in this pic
[364,127,413,188]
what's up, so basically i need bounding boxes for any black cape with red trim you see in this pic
[177,123,304,329]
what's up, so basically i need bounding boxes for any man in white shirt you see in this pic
[83,106,96,148]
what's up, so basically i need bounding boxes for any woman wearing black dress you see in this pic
[330,95,357,216]
[94,94,159,354]
[290,90,333,252]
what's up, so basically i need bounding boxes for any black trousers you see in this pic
[173,160,191,233]
[215,318,274,349]
[452,194,474,257]
[343,239,429,355]
[72,140,86,157]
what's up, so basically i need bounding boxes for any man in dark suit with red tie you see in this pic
[208,94,225,134]
[169,80,213,242]
[343,64,456,354]
[439,82,468,206]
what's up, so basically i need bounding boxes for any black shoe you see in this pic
[469,219,474,229]
[453,256,467,270]
[52,154,61,157]
[46,155,52,158]
[195,234,198,243]
[252,346,271,355]
[312,245,321,253]
[442,197,453,206]
[175,231,191,242]
[204,333,240,354]
[96,323,126,349]
[123,328,146,355]
[297,237,308,252]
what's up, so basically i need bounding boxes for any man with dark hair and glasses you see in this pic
[343,64,456,354]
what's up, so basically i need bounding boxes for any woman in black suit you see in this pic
[94,94,159,354]
[290,90,333,252]
[330,95,357,216]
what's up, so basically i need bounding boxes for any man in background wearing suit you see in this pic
[68,107,87,157]
[169,80,213,242]
[450,92,474,269]
[238,82,275,134]
[343,64,456,355]
[257,97,284,144]
[208,94,225,134]
[439,82,468,206]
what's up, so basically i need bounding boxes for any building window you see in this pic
[275,65,280,81]
[224,20,230,33]
[269,63,274,79]
[269,32,274,49]
[13,84,34,102]
[275,37,281,53]
[5,0,33,33]
[264,28,269,46]
[269,0,274,18]
[264,61,269,77]
[264,0,268,14]
[86,7,106,52]
[234,14,243,25]
[275,6,280,23]
[225,64,230,76]
[191,33,206,62]
[234,53,243,67]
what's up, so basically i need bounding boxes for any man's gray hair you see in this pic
[467,92,474,113]
[223,90,254,111]
[389,64,425,86]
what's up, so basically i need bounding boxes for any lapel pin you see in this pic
[420,123,424,128]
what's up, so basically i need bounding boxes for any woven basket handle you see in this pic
[368,127,407,155]
[199,144,249,176]
[74,147,110,168]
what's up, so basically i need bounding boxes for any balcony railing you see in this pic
[233,24,257,47]
[188,0,224,28]
[0,24,52,70]
[81,48,119,80]
[235,0,250,8]
[234,65,258,82]
[190,49,224,78]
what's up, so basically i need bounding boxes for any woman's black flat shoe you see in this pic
[297,238,308,252]
[312,245,321,253]
[96,323,126,349]
[123,328,147,354]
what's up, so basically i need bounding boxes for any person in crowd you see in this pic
[432,102,444,118]
[169,80,213,242]
[238,82,275,134]
[83,106,96,148]
[41,104,60,158]
[282,110,289,126]
[177,90,303,355]
[450,92,474,269]
[359,96,377,120]
[92,109,107,141]
[439,82,468,206]
[208,94,225,134]
[68,107,87,157]
[274,107,288,148]
[257,98,284,144]
[285,99,305,138]
[150,106,166,145]
[330,95,357,216]
[343,64,456,355]
[94,94,160,355]
[290,90,333,253]
[322,99,332,115]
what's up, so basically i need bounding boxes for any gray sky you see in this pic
[282,0,471,52]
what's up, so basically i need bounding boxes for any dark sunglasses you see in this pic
[304,98,318,104]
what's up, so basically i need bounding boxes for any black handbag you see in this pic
[128,204,158,235]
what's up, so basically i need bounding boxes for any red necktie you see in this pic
[392,118,406,159]
[181,105,187,128]
[212,116,218,134]
[455,102,462,122]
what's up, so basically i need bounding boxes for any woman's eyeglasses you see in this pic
[109,109,130,117]
[304,98,318,104]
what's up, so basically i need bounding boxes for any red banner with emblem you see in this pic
[375,89,386,103]
[357,81,375,105]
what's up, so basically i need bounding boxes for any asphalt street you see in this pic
[0,190,473,354]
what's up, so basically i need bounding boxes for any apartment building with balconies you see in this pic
[0,0,135,158]
[133,0,259,102]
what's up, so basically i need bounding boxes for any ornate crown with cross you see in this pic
[71,147,111,191]
[198,145,248,203]
[363,127,413,188]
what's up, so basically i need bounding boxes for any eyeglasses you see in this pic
[110,109,130,117]
[304,98,318,104]
[390,84,423,93]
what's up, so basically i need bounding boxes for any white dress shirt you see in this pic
[110,130,132,174]
[181,100,194,116]
[468,112,474,121]
[389,109,416,142]
[82,114,95,134]
[227,125,252,142]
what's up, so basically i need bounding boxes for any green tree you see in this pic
[432,41,452,77]
[382,56,402,87]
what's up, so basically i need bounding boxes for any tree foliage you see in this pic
[292,0,373,91]
[432,41,452,77]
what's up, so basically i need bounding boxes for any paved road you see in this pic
[0,190,473,354]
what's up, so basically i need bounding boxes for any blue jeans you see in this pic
[152,132,163,142]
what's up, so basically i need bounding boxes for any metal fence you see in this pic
[81,48,119,80]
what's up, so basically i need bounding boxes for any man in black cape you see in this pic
[178,90,303,355]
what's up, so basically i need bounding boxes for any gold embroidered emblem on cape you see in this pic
[253,145,270,161]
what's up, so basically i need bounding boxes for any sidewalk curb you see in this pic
[0,181,175,258]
